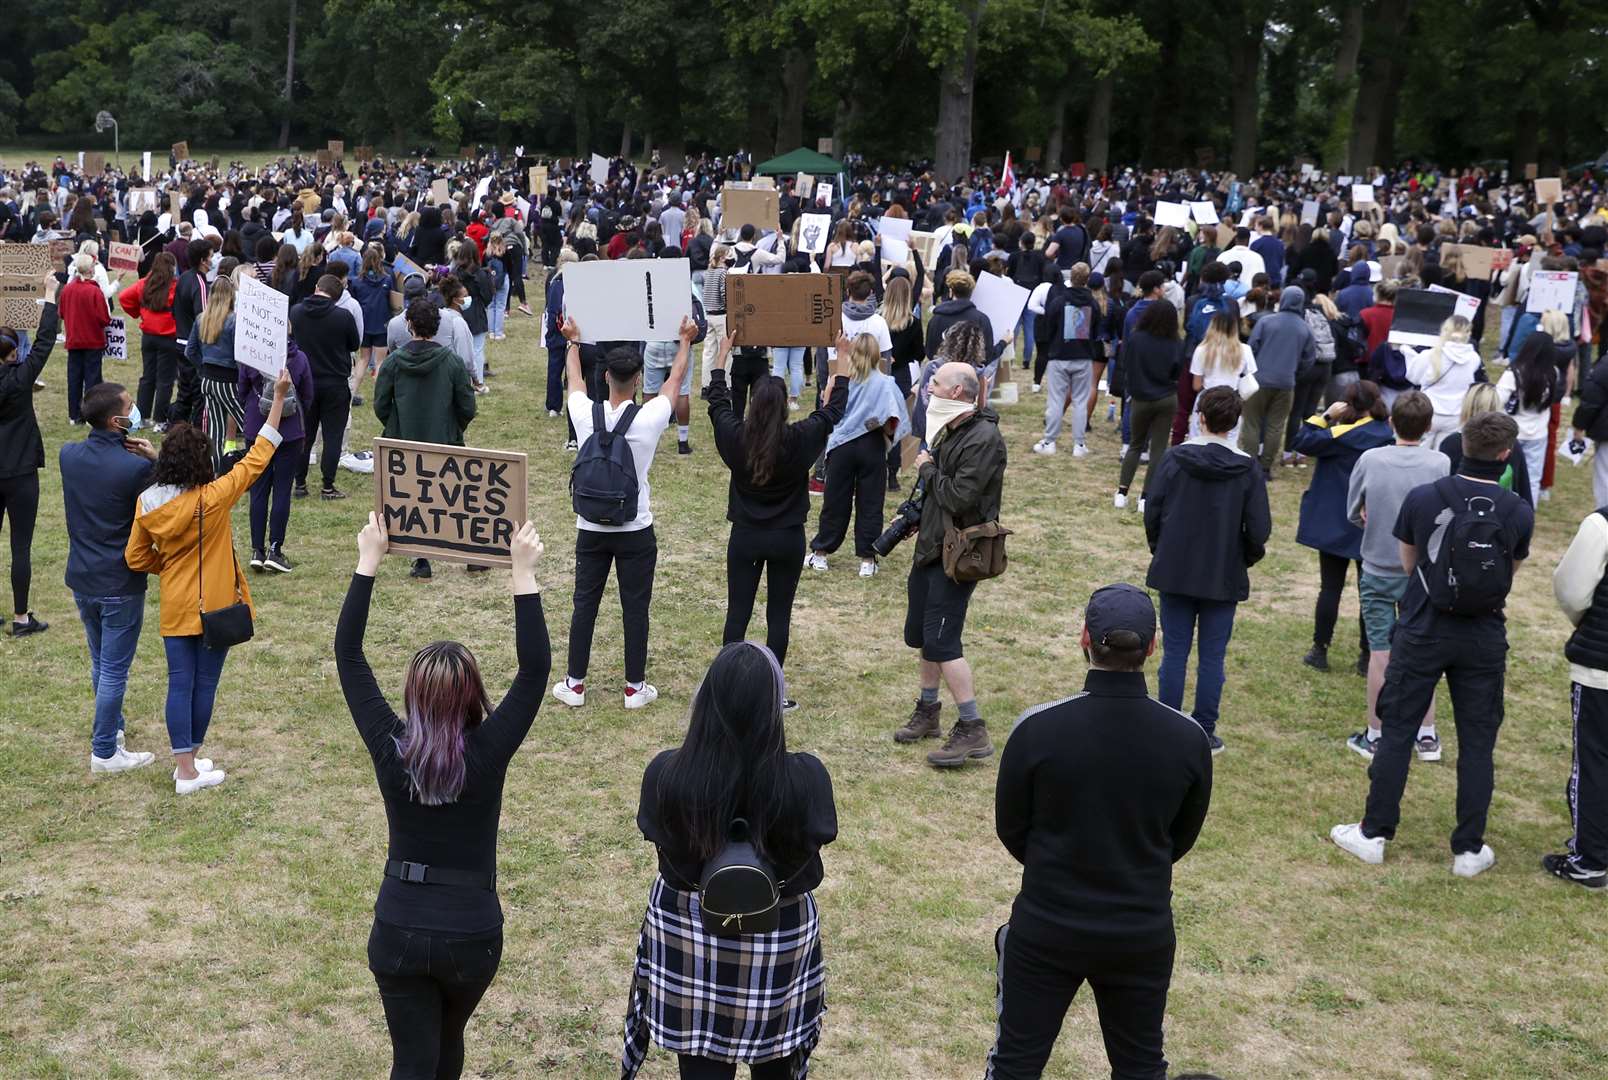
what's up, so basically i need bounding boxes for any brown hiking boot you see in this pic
[926,720,993,768]
[893,700,942,743]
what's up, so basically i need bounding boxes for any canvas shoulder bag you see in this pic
[942,520,1012,583]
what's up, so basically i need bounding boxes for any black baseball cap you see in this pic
[1085,584,1156,649]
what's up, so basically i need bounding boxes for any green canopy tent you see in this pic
[754,147,845,176]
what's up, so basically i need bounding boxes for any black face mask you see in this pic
[1461,455,1507,483]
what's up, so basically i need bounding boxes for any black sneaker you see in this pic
[250,547,266,571]
[293,483,310,499]
[1206,732,1225,755]
[1355,651,1370,677]
[783,699,799,712]
[1541,852,1607,890]
[8,612,48,637]
[1302,645,1329,672]
[678,440,692,455]
[321,487,348,501]
[564,439,578,452]
[410,558,433,580]
[466,564,490,573]
[351,393,364,407]
[264,544,294,573]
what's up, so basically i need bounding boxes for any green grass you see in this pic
[2,282,1606,1079]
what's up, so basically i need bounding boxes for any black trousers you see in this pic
[724,525,806,667]
[810,430,886,559]
[1363,629,1507,853]
[677,1054,795,1079]
[1285,362,1332,447]
[368,919,502,1080]
[299,381,350,490]
[0,472,39,615]
[729,352,771,421]
[567,526,657,684]
[66,348,104,422]
[1568,682,1608,870]
[987,923,1172,1080]
[136,333,183,424]
[504,244,527,304]
[1314,551,1366,653]
[173,343,202,428]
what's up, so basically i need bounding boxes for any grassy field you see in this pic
[3,280,1607,1080]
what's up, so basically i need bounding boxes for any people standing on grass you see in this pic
[1114,298,1182,510]
[1032,262,1098,458]
[1239,285,1316,477]
[623,641,837,1080]
[0,280,61,640]
[290,274,362,502]
[1495,331,1563,506]
[59,253,112,426]
[991,584,1212,1080]
[121,251,183,432]
[337,512,549,1080]
[185,275,249,475]
[1549,511,1608,890]
[125,367,293,795]
[1404,315,1481,453]
[240,337,316,575]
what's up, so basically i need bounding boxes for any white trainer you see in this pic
[1031,383,1042,393]
[1031,439,1057,456]
[805,552,829,572]
[1072,444,1089,458]
[90,748,155,774]
[1452,845,1496,879]
[859,559,878,578]
[171,759,213,779]
[624,683,659,710]
[1330,822,1385,865]
[1138,497,1147,514]
[552,680,586,708]
[175,769,226,795]
[1113,492,1128,510]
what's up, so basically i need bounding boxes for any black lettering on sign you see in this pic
[387,448,407,475]
[645,271,655,329]
[483,485,507,516]
[492,518,513,546]
[438,457,463,481]
[470,516,493,545]
[485,461,507,488]
[413,452,437,478]
[416,478,435,505]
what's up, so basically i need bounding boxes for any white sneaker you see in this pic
[623,683,659,710]
[805,552,829,572]
[788,400,800,411]
[1031,439,1057,456]
[1330,822,1385,865]
[1031,383,1042,394]
[859,559,878,578]
[1452,845,1496,878]
[552,680,586,708]
[175,768,226,795]
[172,759,213,778]
[1138,497,1146,514]
[90,747,155,774]
[1140,450,1150,464]
[1119,443,1129,458]
[340,450,374,475]
[1072,444,1089,458]
[1113,492,1128,509]
[547,409,560,418]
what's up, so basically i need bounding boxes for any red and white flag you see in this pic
[997,152,1015,197]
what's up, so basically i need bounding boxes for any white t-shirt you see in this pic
[1189,342,1256,392]
[840,312,892,356]
[568,392,673,532]
[1495,370,1551,442]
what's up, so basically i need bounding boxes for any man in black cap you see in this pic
[988,583,1214,1080]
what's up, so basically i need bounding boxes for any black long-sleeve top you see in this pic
[708,368,848,529]
[888,319,925,397]
[996,669,1213,950]
[335,573,551,933]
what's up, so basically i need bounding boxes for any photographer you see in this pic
[892,361,1007,768]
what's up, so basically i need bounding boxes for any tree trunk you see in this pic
[776,48,811,154]
[832,96,851,160]
[1347,0,1412,172]
[574,99,591,158]
[619,122,632,160]
[1228,18,1263,176]
[1323,0,1364,172]
[1511,107,1540,176]
[1044,82,1070,171]
[934,0,987,182]
[1084,74,1113,172]
[278,0,298,150]
[1142,19,1184,167]
[745,95,773,156]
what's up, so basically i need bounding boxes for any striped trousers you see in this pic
[201,372,247,474]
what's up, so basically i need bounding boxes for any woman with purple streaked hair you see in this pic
[334,512,549,1080]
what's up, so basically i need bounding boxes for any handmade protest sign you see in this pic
[355,145,374,161]
[723,187,780,233]
[1301,199,1320,227]
[172,141,189,160]
[1189,201,1219,226]
[459,145,475,160]
[316,149,333,169]
[104,317,127,361]
[727,273,842,347]
[474,176,492,204]
[127,188,159,215]
[1427,284,1481,323]
[909,230,942,267]
[376,439,528,568]
[1524,162,1539,180]
[1445,244,1508,280]
[328,139,344,157]
[1351,183,1375,206]
[84,151,105,175]
[234,273,288,378]
[1388,289,1458,348]
[430,178,450,205]
[1154,201,1189,229]
[1534,177,1562,205]
[796,172,814,199]
[878,217,913,265]
[141,151,152,178]
[1378,254,1406,281]
[971,272,1031,346]
[529,165,548,194]
[590,153,609,186]
[817,138,834,155]
[798,213,832,255]
[752,176,776,190]
[815,183,834,206]
[0,244,52,329]
[562,258,694,343]
[1527,270,1578,315]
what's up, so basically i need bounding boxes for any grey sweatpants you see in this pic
[1043,360,1093,445]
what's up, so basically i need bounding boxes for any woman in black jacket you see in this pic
[622,641,837,1080]
[410,206,450,265]
[336,513,549,1080]
[451,242,494,386]
[0,282,60,638]
[1115,299,1183,508]
[709,335,849,695]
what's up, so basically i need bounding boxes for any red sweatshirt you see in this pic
[119,279,178,338]
[60,278,112,350]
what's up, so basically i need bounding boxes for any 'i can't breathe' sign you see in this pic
[375,439,528,566]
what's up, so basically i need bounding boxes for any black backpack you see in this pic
[570,401,641,526]
[1418,476,1515,616]
[698,818,782,936]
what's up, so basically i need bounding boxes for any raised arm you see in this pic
[203,367,291,511]
[479,522,553,764]
[661,315,698,406]
[337,513,401,757]
[561,316,585,393]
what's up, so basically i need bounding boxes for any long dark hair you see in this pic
[1136,297,1177,338]
[270,244,299,290]
[743,376,789,486]
[142,252,176,311]
[655,643,803,866]
[1331,378,1389,425]
[1511,331,1560,411]
[150,424,214,488]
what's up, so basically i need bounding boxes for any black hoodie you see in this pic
[1040,284,1097,362]
[289,293,361,386]
[1144,438,1272,603]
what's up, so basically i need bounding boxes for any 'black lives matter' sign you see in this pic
[375,438,528,567]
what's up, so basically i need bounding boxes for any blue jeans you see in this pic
[1017,311,1037,366]
[163,635,230,754]
[489,278,510,336]
[773,347,805,398]
[1157,593,1238,735]
[75,592,146,758]
[470,332,487,382]
[546,346,565,413]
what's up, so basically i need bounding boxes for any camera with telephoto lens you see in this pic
[873,480,925,558]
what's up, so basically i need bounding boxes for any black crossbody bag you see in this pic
[197,497,254,650]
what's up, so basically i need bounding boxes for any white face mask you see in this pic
[925,393,975,446]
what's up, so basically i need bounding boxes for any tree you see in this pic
[123,32,272,145]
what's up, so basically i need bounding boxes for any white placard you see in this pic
[562,258,693,343]
[589,153,609,187]
[1351,183,1375,206]
[796,172,814,199]
[1337,175,1353,187]
[142,151,152,178]
[815,183,833,206]
[879,217,913,264]
[1155,201,1189,229]
[127,189,159,216]
[1189,201,1219,225]
[798,213,832,254]
[970,271,1031,346]
[1427,283,1481,323]
[1301,199,1320,227]
[1300,162,1314,179]
[235,273,289,377]
[1527,270,1578,315]
[473,176,491,203]
[103,317,127,361]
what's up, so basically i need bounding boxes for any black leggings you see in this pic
[0,472,39,615]
[369,919,502,1080]
[811,430,886,559]
[504,244,527,304]
[724,525,806,667]
[677,1054,796,1079]
[1314,550,1366,652]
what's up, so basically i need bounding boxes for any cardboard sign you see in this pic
[1445,244,1508,280]
[1378,254,1405,281]
[798,213,832,255]
[1524,162,1539,180]
[589,153,609,186]
[1154,201,1190,229]
[1535,177,1562,205]
[84,152,105,175]
[878,217,913,265]
[128,188,159,215]
[1388,288,1458,348]
[796,172,814,199]
[172,141,190,160]
[1527,270,1578,315]
[376,439,528,567]
[169,191,183,219]
[355,145,374,161]
[817,138,834,155]
[1299,199,1320,227]
[104,316,127,361]
[529,165,548,194]
[815,183,834,207]
[752,176,776,190]
[430,178,450,205]
[0,244,52,329]
[316,149,333,169]
[328,139,344,157]
[970,272,1031,345]
[460,145,475,160]
[1351,183,1375,206]
[1189,201,1219,226]
[726,273,843,347]
[724,187,779,233]
[561,258,694,343]
[235,272,289,378]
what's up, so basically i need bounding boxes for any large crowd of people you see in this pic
[3,145,1607,1078]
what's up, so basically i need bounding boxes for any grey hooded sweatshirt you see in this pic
[1246,285,1317,390]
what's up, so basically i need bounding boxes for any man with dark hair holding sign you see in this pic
[552,313,697,711]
